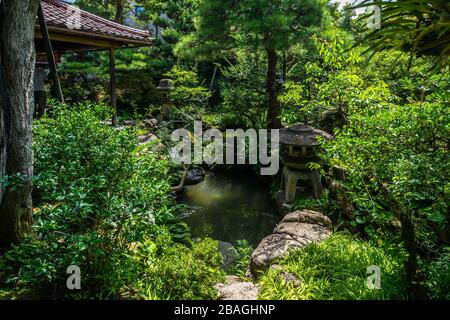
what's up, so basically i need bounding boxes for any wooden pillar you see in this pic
[209,64,217,90]
[109,48,117,126]
[37,2,64,103]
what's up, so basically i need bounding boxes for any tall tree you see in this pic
[354,0,450,298]
[176,0,324,128]
[74,0,115,20]
[114,0,125,23]
[138,0,198,35]
[356,0,450,58]
[0,0,39,246]
[74,0,131,24]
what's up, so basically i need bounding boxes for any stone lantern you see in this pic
[157,79,174,120]
[279,124,333,202]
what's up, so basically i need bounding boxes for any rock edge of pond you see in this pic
[215,209,332,300]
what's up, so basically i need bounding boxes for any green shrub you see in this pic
[424,246,450,300]
[218,49,267,128]
[294,191,331,213]
[202,113,250,129]
[126,236,225,300]
[228,240,254,278]
[0,102,220,299]
[258,233,407,300]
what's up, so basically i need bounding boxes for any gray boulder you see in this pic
[184,167,205,186]
[122,119,136,126]
[250,210,331,277]
[143,118,158,128]
[138,132,158,145]
[273,222,330,242]
[281,210,332,229]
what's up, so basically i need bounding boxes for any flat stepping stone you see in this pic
[215,276,259,300]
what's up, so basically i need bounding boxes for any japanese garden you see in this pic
[0,0,449,301]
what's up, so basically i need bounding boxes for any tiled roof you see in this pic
[40,0,152,45]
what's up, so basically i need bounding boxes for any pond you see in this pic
[178,167,280,247]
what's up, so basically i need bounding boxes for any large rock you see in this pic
[250,210,331,277]
[138,132,158,145]
[273,222,330,243]
[143,118,158,128]
[122,119,136,126]
[249,233,307,274]
[215,276,259,300]
[184,167,205,186]
[218,241,236,270]
[281,210,332,229]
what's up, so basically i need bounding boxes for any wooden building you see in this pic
[35,0,153,123]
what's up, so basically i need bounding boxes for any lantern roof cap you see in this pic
[279,124,334,146]
[157,79,174,90]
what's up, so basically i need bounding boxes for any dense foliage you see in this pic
[0,0,448,301]
[0,103,224,299]
[258,233,407,300]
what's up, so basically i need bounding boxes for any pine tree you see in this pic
[176,0,324,128]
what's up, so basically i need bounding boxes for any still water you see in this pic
[178,168,279,246]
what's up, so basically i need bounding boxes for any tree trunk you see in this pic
[0,0,39,247]
[265,48,283,129]
[398,208,427,299]
[399,210,417,283]
[114,0,124,24]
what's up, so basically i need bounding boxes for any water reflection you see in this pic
[178,168,279,246]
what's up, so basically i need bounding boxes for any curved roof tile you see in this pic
[40,0,152,45]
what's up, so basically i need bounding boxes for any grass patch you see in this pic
[258,233,407,300]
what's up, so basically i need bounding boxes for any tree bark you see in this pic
[399,209,417,284]
[0,0,39,247]
[398,209,428,299]
[114,0,125,24]
[265,48,283,129]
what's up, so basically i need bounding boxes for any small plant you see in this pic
[0,102,219,299]
[129,236,225,300]
[228,240,254,278]
[294,191,330,213]
[258,233,407,300]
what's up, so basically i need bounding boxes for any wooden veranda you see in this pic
[35,0,153,124]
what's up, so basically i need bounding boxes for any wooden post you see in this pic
[209,64,217,90]
[37,2,64,103]
[109,48,117,126]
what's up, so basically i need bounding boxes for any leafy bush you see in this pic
[294,191,332,213]
[228,240,254,278]
[33,102,174,226]
[280,31,394,130]
[125,236,224,300]
[219,50,267,128]
[165,65,211,117]
[202,113,250,130]
[423,246,450,300]
[258,233,407,300]
[0,102,224,299]
[324,102,449,251]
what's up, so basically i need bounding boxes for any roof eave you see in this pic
[36,24,154,49]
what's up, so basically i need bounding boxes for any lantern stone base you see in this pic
[281,166,323,203]
[276,191,295,215]
[161,104,172,120]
